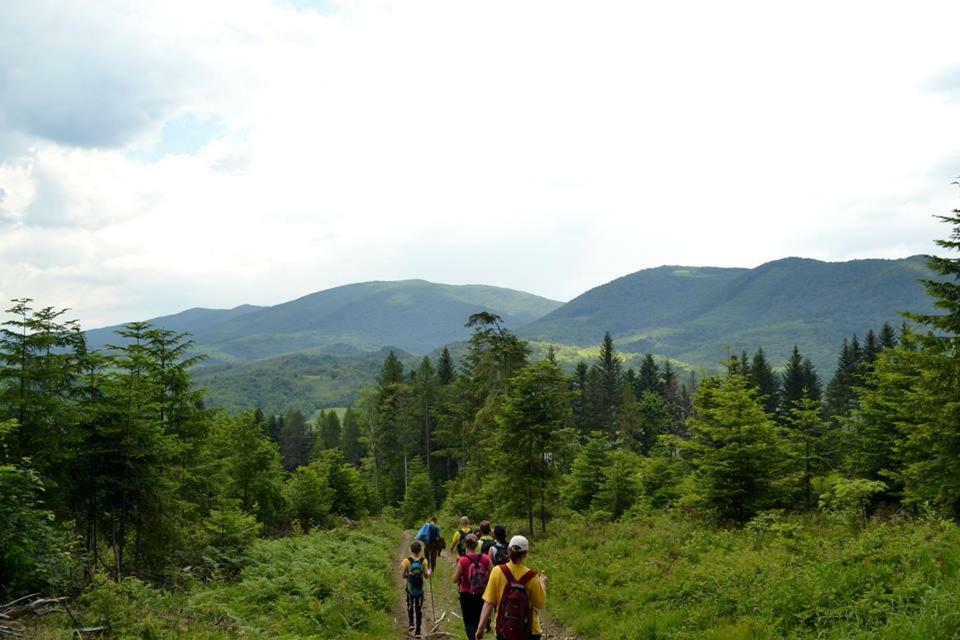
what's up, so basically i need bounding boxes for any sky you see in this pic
[1,0,959,329]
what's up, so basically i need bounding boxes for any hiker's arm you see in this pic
[475,601,494,640]
[451,561,462,585]
[530,573,547,609]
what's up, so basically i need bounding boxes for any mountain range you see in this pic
[85,256,937,412]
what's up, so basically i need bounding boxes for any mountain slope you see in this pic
[86,280,563,363]
[85,304,265,351]
[521,256,936,372]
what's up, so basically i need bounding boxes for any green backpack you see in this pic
[407,557,426,597]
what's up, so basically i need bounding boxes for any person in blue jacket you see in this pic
[416,516,442,569]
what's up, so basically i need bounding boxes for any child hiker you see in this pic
[402,540,432,638]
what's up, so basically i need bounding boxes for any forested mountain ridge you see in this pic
[85,279,563,363]
[520,255,935,372]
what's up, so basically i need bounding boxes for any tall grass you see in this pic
[535,512,960,639]
[31,522,400,639]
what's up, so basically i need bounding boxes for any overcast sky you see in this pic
[1,0,959,328]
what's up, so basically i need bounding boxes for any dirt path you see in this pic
[392,530,579,640]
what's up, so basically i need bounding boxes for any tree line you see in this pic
[3,205,959,602]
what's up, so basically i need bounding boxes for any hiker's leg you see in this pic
[406,590,414,628]
[459,592,478,640]
[414,595,423,635]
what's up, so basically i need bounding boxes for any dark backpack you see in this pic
[496,566,537,640]
[407,556,426,597]
[480,537,496,556]
[455,529,471,556]
[465,554,490,596]
[492,541,509,566]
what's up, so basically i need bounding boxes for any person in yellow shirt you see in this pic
[401,540,432,638]
[450,515,474,557]
[475,535,547,640]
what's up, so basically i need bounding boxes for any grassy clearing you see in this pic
[536,512,960,639]
[30,522,401,639]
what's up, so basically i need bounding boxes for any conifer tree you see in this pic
[278,409,313,471]
[748,347,779,416]
[495,359,573,534]
[566,431,609,512]
[571,361,591,435]
[637,354,662,396]
[339,408,365,466]
[594,450,640,519]
[684,375,781,522]
[786,395,831,510]
[586,332,623,437]
[378,350,405,386]
[879,322,898,349]
[436,346,456,385]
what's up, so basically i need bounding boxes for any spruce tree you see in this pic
[684,375,781,523]
[748,347,779,416]
[566,431,610,512]
[586,333,623,437]
[437,346,456,385]
[339,408,365,466]
[378,350,405,386]
[571,361,591,435]
[637,354,662,396]
[879,322,898,349]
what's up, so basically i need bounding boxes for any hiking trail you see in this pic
[392,530,578,640]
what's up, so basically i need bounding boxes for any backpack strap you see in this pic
[518,569,537,586]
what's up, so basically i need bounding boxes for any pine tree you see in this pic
[566,431,609,512]
[786,395,832,510]
[748,347,779,416]
[495,359,573,534]
[637,354,662,396]
[879,322,898,349]
[339,408,365,466]
[594,450,640,519]
[571,361,591,435]
[825,338,858,421]
[437,346,456,385]
[378,350,405,386]
[586,333,623,437]
[278,409,313,471]
[683,375,781,523]
[893,202,960,514]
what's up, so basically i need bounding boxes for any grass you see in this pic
[534,511,960,639]
[29,522,401,639]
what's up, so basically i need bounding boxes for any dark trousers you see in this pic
[459,592,484,640]
[425,541,440,570]
[406,591,423,634]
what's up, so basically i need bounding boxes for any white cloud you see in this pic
[0,0,959,328]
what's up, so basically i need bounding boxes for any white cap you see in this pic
[508,535,529,552]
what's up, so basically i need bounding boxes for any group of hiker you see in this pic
[402,515,548,640]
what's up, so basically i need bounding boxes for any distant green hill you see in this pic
[86,280,563,364]
[192,348,419,414]
[520,256,937,374]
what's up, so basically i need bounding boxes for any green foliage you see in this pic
[819,476,887,529]
[684,375,782,523]
[204,411,287,529]
[201,506,262,578]
[284,460,335,531]
[535,514,960,639]
[566,431,610,512]
[44,525,399,639]
[495,359,575,534]
[401,461,435,527]
[521,256,936,374]
[0,427,79,595]
[594,450,641,519]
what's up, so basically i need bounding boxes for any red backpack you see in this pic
[465,553,490,596]
[495,566,537,640]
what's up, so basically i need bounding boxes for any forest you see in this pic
[2,207,960,639]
